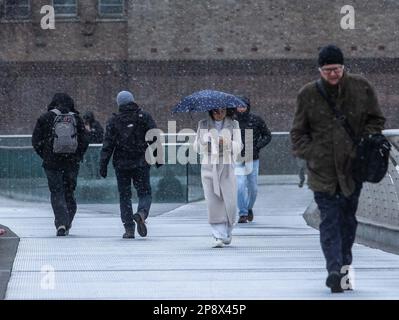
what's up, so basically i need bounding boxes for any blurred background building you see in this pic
[0,0,398,133]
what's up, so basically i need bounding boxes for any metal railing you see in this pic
[356,130,399,230]
[0,136,203,204]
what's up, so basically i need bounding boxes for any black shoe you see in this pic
[238,216,248,223]
[56,226,66,237]
[133,211,147,237]
[123,230,135,239]
[326,271,344,293]
[123,225,135,239]
[298,180,305,188]
[248,209,254,222]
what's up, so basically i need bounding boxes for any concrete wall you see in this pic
[1,1,398,134]
[128,0,399,60]
[2,0,398,61]
[1,59,399,134]
[0,224,19,300]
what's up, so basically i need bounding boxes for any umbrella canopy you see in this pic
[172,90,246,113]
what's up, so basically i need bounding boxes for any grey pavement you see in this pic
[1,184,399,299]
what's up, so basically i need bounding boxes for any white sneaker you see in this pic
[222,236,232,245]
[213,238,224,248]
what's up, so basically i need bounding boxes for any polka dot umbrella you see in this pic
[172,90,247,113]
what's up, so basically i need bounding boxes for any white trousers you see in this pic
[210,222,234,240]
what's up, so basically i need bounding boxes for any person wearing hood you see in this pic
[32,93,89,236]
[99,91,159,239]
[290,45,385,293]
[83,111,104,144]
[234,96,272,223]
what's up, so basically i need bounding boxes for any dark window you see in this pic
[99,0,124,17]
[53,0,77,17]
[3,0,30,19]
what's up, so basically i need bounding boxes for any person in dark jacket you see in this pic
[83,111,104,144]
[99,91,159,239]
[290,45,385,293]
[32,93,89,236]
[234,96,272,223]
[296,156,307,188]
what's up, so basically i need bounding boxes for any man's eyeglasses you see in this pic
[319,65,345,74]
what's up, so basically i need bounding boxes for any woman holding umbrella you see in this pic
[177,91,243,248]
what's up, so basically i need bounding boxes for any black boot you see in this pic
[123,224,135,239]
[326,271,344,293]
[248,209,254,222]
[56,226,67,237]
[133,210,147,237]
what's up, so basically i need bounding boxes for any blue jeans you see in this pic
[235,160,259,216]
[314,183,362,273]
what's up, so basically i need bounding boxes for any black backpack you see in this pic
[316,80,391,184]
[114,110,148,158]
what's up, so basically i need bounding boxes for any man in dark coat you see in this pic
[234,96,272,223]
[32,93,89,236]
[99,91,159,239]
[83,111,104,144]
[290,45,385,293]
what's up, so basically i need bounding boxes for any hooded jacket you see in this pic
[234,99,272,161]
[32,93,89,170]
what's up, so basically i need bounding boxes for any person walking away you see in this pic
[83,111,104,144]
[32,93,89,236]
[99,91,160,239]
[82,111,104,179]
[193,107,242,248]
[296,156,307,188]
[234,96,272,223]
[290,45,385,293]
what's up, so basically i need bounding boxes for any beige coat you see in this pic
[193,116,242,225]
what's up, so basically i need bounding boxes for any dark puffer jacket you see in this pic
[235,97,272,161]
[32,93,89,170]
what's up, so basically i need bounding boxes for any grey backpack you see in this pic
[51,109,78,154]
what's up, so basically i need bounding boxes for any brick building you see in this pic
[0,0,398,134]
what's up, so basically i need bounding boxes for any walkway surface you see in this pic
[1,184,399,299]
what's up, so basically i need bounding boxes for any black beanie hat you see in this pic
[318,45,344,67]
